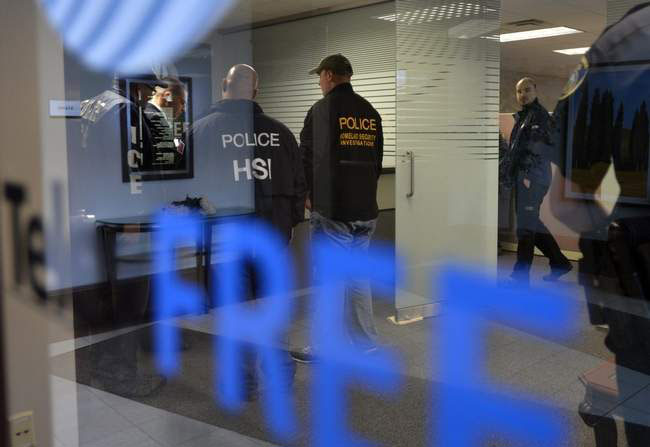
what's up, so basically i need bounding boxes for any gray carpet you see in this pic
[51,325,435,447]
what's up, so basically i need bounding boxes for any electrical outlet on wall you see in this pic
[9,411,36,447]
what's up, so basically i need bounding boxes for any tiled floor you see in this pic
[50,252,650,446]
[51,376,277,447]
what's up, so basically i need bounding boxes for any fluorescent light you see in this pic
[499,27,583,43]
[553,47,589,55]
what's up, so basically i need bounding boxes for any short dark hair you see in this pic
[155,77,185,97]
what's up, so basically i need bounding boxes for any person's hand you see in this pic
[523,178,531,189]
[174,138,185,155]
[305,197,312,211]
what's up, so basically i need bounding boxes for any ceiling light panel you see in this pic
[553,47,590,55]
[374,2,495,24]
[499,27,583,43]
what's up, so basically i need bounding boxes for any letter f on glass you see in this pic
[153,213,204,376]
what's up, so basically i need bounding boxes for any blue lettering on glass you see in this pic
[311,237,404,447]
[153,214,578,445]
[214,219,296,440]
[153,213,204,376]
[436,266,576,447]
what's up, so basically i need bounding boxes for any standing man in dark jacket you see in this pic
[293,54,384,363]
[505,77,571,283]
[191,64,306,243]
[190,64,305,400]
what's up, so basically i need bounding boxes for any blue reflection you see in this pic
[437,267,577,447]
[311,236,404,447]
[153,213,204,376]
[214,219,297,440]
[152,213,580,445]
[39,0,233,74]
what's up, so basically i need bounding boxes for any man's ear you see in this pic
[222,78,228,93]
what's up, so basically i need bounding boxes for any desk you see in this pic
[97,208,254,312]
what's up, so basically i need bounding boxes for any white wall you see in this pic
[0,2,78,446]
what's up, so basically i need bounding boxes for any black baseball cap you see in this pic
[309,54,353,76]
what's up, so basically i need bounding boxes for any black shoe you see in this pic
[543,263,573,282]
[290,346,318,364]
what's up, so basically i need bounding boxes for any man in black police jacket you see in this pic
[192,64,306,243]
[190,64,305,399]
[293,54,384,363]
[502,77,571,283]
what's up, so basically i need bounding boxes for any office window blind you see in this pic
[224,2,397,167]
[607,0,646,25]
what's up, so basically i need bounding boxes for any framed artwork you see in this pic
[120,75,194,182]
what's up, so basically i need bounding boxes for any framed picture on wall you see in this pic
[119,75,194,182]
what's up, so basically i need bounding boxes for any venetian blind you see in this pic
[224,2,397,167]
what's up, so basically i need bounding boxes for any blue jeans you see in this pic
[311,211,378,349]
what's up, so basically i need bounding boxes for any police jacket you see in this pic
[502,99,553,188]
[553,2,650,210]
[300,83,383,222]
[551,3,650,365]
[191,100,306,242]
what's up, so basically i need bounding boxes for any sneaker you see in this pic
[290,346,318,364]
[543,263,573,282]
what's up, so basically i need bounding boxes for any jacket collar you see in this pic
[326,82,354,97]
[210,99,264,115]
[514,98,542,121]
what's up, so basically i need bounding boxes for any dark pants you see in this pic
[513,181,569,278]
[240,260,296,398]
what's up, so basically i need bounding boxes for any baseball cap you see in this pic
[309,54,353,76]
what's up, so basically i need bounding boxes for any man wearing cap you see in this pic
[293,54,384,363]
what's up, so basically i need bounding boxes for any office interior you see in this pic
[2,0,650,446]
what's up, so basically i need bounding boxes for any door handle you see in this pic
[406,151,414,198]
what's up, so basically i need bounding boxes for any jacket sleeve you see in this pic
[300,106,314,197]
[288,130,306,226]
[529,111,554,155]
[376,116,384,179]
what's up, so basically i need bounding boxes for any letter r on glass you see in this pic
[214,219,296,440]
